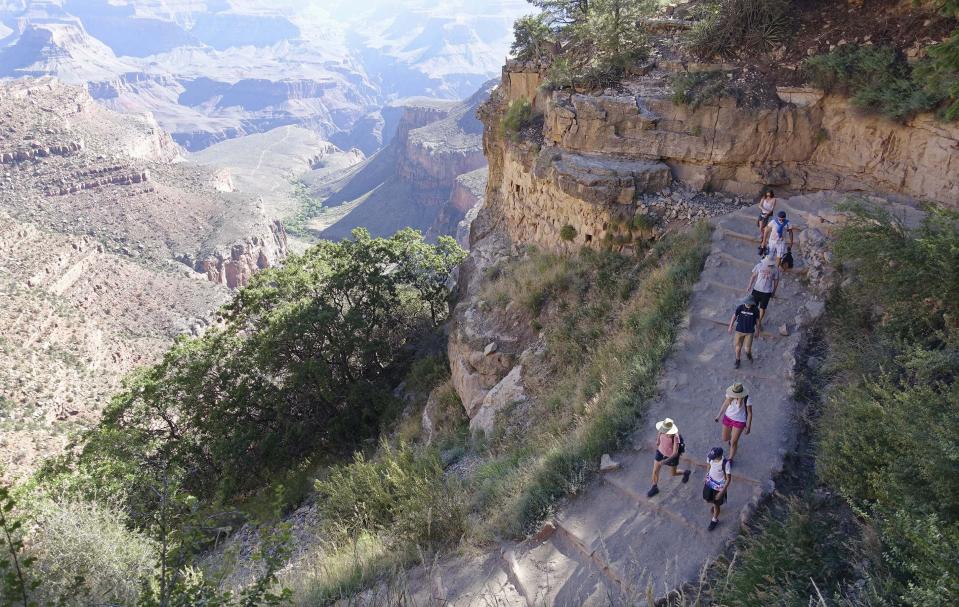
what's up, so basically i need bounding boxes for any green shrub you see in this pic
[804,45,946,121]
[559,224,577,241]
[501,98,533,141]
[26,499,158,607]
[511,14,554,62]
[687,0,791,59]
[314,442,465,551]
[670,70,729,110]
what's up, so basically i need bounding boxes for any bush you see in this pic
[520,0,656,89]
[921,1,959,121]
[314,442,465,551]
[511,14,554,62]
[501,98,533,141]
[670,70,730,109]
[805,45,945,121]
[559,224,577,241]
[26,499,158,607]
[687,0,791,59]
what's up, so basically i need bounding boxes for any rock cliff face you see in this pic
[318,87,493,241]
[193,220,288,289]
[506,62,959,208]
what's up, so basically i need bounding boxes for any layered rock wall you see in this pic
[499,65,959,205]
[193,220,288,289]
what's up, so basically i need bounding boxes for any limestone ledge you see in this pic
[191,220,288,289]
[540,86,959,205]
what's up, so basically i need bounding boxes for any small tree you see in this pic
[511,14,554,61]
[0,482,39,607]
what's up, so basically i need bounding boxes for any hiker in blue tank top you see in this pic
[728,295,758,369]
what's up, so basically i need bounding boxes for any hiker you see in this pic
[703,446,732,531]
[756,189,777,244]
[728,295,759,369]
[646,417,691,498]
[745,255,781,333]
[760,210,794,267]
[714,382,752,462]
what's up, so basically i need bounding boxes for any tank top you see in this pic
[657,433,676,457]
[725,396,749,422]
[760,198,776,215]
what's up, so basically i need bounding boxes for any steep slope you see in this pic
[0,78,285,476]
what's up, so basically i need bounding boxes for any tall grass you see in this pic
[473,222,712,537]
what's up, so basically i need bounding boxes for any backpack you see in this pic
[782,248,794,269]
[677,434,686,455]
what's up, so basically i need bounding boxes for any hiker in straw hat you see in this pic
[646,417,691,498]
[714,383,752,463]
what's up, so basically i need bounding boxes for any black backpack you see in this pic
[782,248,795,269]
[677,434,686,455]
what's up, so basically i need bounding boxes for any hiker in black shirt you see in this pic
[728,295,758,369]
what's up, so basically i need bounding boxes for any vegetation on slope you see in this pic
[0,228,466,606]
[511,0,659,88]
[471,221,711,537]
[686,203,959,606]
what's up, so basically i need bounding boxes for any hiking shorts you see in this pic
[655,450,680,466]
[703,484,727,505]
[751,289,772,310]
[734,331,754,351]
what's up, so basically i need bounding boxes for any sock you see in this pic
[712,517,718,522]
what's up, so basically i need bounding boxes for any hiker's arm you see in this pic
[715,398,730,422]
[772,274,780,297]
[745,405,753,435]
[728,313,736,333]
[719,472,732,497]
[745,272,756,293]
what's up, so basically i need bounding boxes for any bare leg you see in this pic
[722,424,732,449]
[651,460,663,486]
[758,307,767,331]
[729,426,744,461]
[734,337,742,362]
[713,503,722,520]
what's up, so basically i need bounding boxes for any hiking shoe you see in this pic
[746,351,753,363]
[646,485,659,498]
[734,359,741,369]
[708,520,719,532]
[682,470,691,484]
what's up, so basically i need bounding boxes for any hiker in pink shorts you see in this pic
[714,382,752,463]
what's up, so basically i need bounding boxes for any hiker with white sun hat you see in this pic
[646,417,691,498]
[714,382,752,463]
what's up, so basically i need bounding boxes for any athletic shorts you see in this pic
[733,331,754,350]
[758,213,772,228]
[722,414,747,429]
[703,484,727,505]
[751,289,772,310]
[655,450,679,466]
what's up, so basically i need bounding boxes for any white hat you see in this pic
[764,255,777,266]
[656,418,679,435]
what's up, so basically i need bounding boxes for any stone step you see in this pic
[502,536,617,607]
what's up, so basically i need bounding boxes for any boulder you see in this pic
[469,365,527,434]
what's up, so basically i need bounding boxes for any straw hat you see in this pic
[655,418,679,435]
[725,383,748,399]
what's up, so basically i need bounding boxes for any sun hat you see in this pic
[741,294,756,306]
[725,382,749,399]
[763,255,777,266]
[656,418,679,435]
[708,446,724,461]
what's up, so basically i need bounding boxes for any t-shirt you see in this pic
[706,458,731,489]
[734,305,758,334]
[769,218,790,244]
[725,396,750,423]
[657,433,677,457]
[752,262,781,294]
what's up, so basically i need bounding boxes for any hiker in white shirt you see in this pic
[760,210,794,267]
[756,190,776,241]
[703,446,732,531]
[745,255,781,332]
